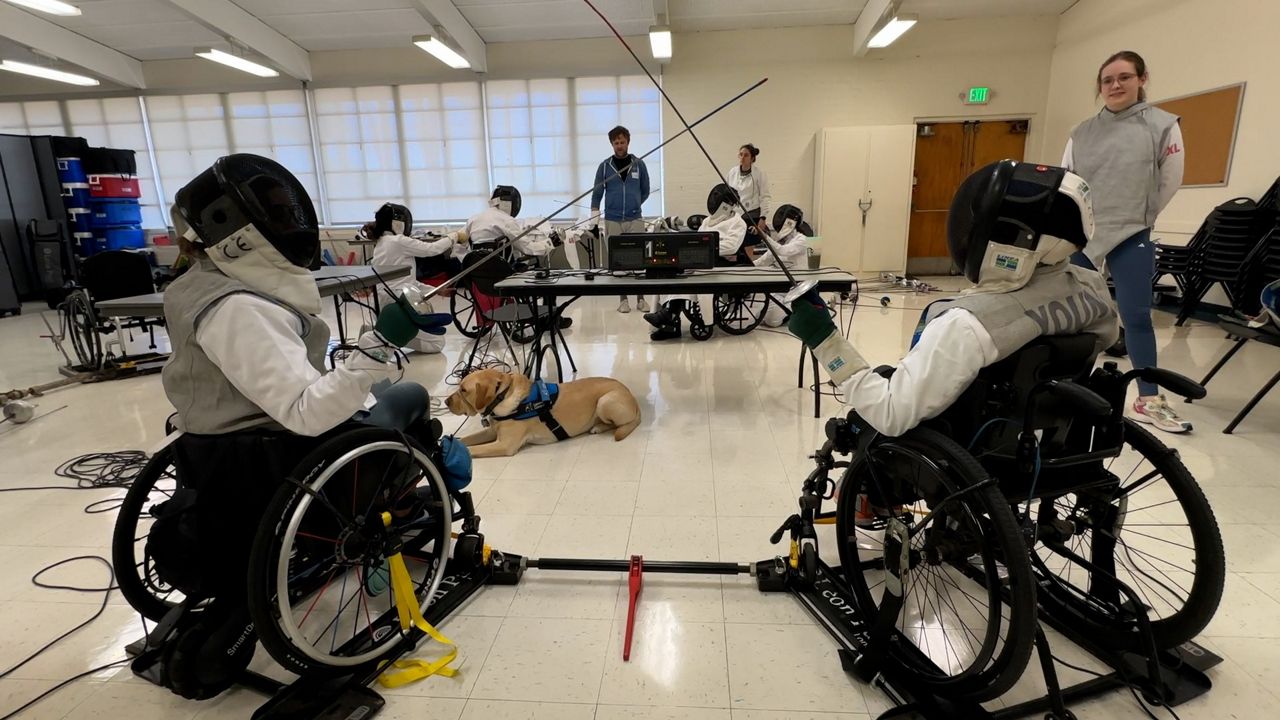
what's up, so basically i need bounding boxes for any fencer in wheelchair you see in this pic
[783,159,1224,701]
[112,153,474,699]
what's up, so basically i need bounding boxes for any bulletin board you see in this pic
[1153,82,1246,187]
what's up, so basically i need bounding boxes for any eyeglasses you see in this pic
[1100,73,1139,87]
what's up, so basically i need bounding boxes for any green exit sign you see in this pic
[966,87,991,104]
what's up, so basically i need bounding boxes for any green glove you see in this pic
[374,301,418,348]
[788,296,868,386]
[788,297,837,348]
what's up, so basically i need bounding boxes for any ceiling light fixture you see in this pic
[0,59,98,85]
[195,48,279,78]
[412,35,470,69]
[649,25,672,60]
[867,14,918,48]
[3,0,82,16]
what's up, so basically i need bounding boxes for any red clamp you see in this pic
[623,554,643,661]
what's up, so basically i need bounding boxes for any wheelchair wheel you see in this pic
[713,293,767,335]
[111,443,185,622]
[1030,419,1224,652]
[836,426,1036,702]
[64,290,103,369]
[247,427,453,677]
[450,284,486,339]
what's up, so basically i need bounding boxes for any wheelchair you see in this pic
[59,250,164,370]
[449,244,540,344]
[112,417,482,692]
[785,333,1225,702]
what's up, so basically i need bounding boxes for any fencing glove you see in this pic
[788,294,867,387]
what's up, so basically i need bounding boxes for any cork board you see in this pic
[1154,83,1246,187]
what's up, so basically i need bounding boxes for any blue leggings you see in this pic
[1072,229,1158,396]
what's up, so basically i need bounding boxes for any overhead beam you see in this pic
[0,4,145,88]
[165,0,312,81]
[410,0,487,73]
[852,0,897,57]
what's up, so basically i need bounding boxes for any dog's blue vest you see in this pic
[490,381,569,441]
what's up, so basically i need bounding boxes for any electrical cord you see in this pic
[0,556,131,720]
[1049,652,1183,720]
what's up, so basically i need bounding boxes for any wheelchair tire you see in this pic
[713,293,767,335]
[112,443,186,622]
[450,284,487,339]
[836,426,1036,702]
[64,290,102,369]
[1030,419,1225,653]
[247,427,453,678]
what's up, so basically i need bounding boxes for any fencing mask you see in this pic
[490,185,522,217]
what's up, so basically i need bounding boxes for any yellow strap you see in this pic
[374,549,459,687]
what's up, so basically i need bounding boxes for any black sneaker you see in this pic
[643,307,674,329]
[650,325,682,341]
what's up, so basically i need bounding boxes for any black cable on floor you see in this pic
[1051,652,1183,720]
[0,556,127,720]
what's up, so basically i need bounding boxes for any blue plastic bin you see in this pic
[88,199,143,228]
[74,232,103,257]
[98,227,146,251]
[56,157,86,183]
[67,208,92,234]
[61,182,91,208]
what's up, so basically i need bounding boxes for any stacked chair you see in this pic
[1160,196,1269,325]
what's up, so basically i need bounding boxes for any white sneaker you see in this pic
[637,298,650,313]
[1132,395,1192,433]
[618,298,631,313]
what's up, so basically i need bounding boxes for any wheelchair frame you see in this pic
[115,347,1223,720]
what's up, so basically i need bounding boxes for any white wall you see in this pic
[1038,0,1280,242]
[658,17,1059,218]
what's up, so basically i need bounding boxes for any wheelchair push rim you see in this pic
[450,284,488,339]
[257,437,453,672]
[713,292,767,335]
[1028,419,1225,651]
[836,427,1037,702]
[111,442,188,622]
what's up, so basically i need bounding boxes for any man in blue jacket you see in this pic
[590,125,651,313]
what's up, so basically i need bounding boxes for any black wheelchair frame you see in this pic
[112,335,1225,720]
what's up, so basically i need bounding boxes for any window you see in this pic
[0,102,30,135]
[314,86,405,224]
[226,90,318,202]
[145,94,230,213]
[0,100,66,135]
[485,79,573,220]
[400,82,488,222]
[65,97,165,228]
[574,76,663,217]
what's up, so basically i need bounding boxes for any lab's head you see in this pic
[446,368,518,416]
[1096,50,1148,112]
[608,125,631,156]
[738,143,759,169]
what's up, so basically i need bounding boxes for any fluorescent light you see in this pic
[649,26,672,60]
[868,14,917,48]
[3,0,82,16]
[0,59,98,86]
[412,35,470,69]
[195,48,279,78]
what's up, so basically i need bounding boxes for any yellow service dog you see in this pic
[445,369,641,457]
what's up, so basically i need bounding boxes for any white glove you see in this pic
[589,210,601,226]
[811,333,869,387]
[343,330,399,380]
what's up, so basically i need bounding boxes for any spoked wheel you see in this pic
[1030,419,1225,652]
[450,284,487,339]
[112,443,187,622]
[64,290,103,369]
[836,427,1036,702]
[247,427,453,677]
[713,293,767,335]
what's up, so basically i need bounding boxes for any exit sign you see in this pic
[966,87,991,104]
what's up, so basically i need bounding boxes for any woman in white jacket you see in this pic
[726,143,771,245]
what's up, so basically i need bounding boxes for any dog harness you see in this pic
[482,380,569,441]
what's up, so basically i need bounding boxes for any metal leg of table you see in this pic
[1224,369,1280,435]
[332,296,347,344]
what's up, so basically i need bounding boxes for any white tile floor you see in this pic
[1,281,1278,720]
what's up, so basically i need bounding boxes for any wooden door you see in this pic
[907,120,1029,273]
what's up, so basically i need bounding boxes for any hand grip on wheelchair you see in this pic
[1121,367,1207,400]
